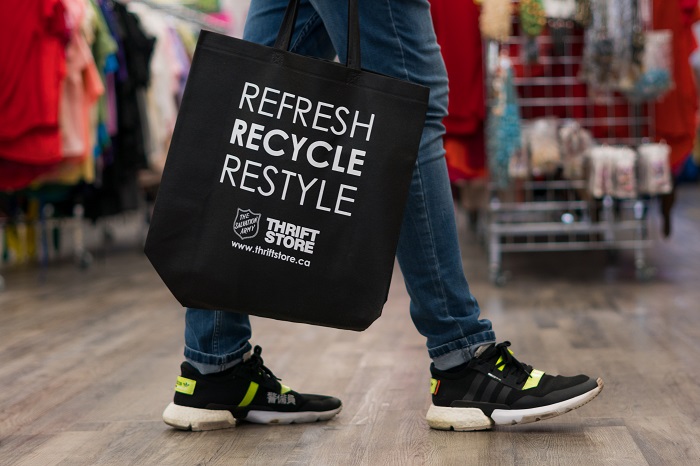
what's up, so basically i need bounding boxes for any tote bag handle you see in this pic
[273,0,361,71]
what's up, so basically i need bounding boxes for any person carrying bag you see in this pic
[154,0,603,434]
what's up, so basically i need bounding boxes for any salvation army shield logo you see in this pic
[233,208,261,240]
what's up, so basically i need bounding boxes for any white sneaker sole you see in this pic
[162,402,342,431]
[426,377,604,431]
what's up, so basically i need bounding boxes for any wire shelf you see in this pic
[483,4,656,285]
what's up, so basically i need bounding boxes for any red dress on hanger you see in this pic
[430,0,487,182]
[654,0,699,173]
[0,0,68,190]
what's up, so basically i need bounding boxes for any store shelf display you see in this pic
[483,0,664,285]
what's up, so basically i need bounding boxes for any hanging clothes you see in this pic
[654,0,699,174]
[84,1,155,220]
[88,0,120,157]
[430,0,487,182]
[654,0,700,238]
[0,0,67,145]
[127,3,185,174]
[98,0,129,144]
[0,0,69,190]
[1,0,201,222]
[60,0,94,159]
[109,0,154,172]
[31,0,113,189]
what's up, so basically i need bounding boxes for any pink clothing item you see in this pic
[60,0,90,158]
[40,0,104,185]
[60,0,103,161]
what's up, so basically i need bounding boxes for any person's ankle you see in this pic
[185,358,243,375]
[432,342,494,372]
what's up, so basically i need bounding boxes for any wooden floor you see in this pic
[2,185,700,465]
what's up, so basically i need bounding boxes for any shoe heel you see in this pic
[426,405,494,431]
[162,402,236,431]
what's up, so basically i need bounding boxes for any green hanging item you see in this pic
[520,0,546,36]
[194,0,220,13]
[520,0,546,63]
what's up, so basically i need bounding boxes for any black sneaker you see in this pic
[162,346,342,431]
[426,342,603,431]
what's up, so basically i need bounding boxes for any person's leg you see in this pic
[184,309,252,374]
[306,0,495,369]
[182,0,339,376]
[164,0,343,431]
[174,0,602,433]
[305,0,602,432]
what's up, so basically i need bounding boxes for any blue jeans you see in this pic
[185,0,495,374]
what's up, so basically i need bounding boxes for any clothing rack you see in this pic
[1,0,206,293]
[115,0,229,34]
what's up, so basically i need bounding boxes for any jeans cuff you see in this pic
[429,332,496,370]
[184,342,252,374]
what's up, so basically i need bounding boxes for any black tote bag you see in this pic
[145,0,429,331]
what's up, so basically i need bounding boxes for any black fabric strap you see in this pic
[273,0,361,71]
